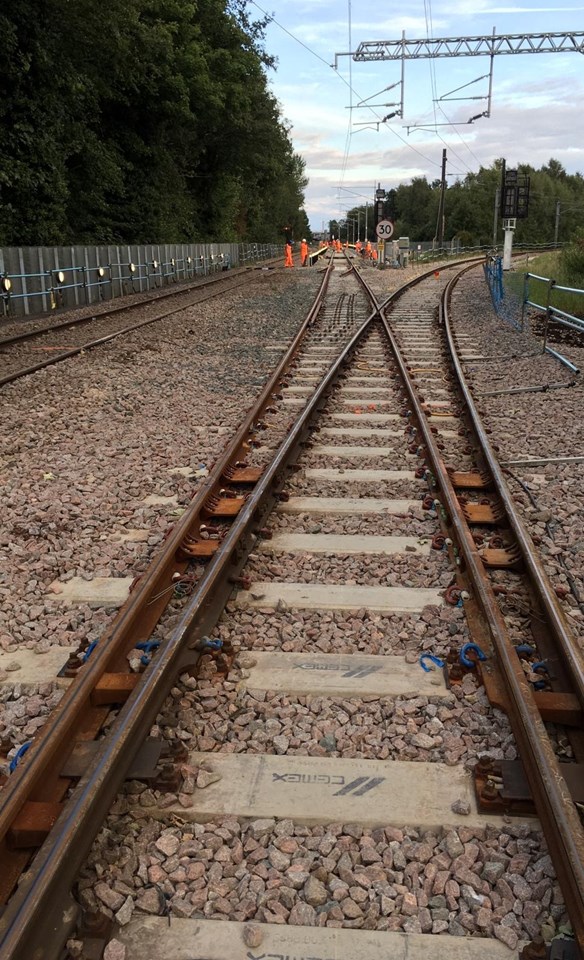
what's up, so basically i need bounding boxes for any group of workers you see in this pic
[284,238,309,268]
[355,239,378,261]
[284,236,380,267]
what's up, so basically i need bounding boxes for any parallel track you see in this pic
[0,264,276,387]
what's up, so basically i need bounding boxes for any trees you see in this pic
[0,0,309,245]
[376,160,584,248]
[337,160,583,250]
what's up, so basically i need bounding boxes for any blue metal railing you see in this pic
[483,254,524,330]
[520,272,583,372]
[484,255,504,309]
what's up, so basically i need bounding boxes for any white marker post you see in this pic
[502,218,516,270]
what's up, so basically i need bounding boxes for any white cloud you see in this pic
[261,0,584,227]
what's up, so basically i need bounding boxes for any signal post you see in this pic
[374,184,394,268]
[500,162,530,270]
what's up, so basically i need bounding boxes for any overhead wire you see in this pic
[248,0,445,186]
[248,0,334,69]
[337,0,354,197]
[248,0,500,224]
[382,0,476,175]
[415,0,478,175]
[424,0,439,130]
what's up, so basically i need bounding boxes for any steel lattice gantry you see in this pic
[352,31,584,62]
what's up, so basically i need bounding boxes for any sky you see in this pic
[250,0,584,231]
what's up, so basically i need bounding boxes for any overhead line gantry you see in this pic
[334,30,583,131]
[336,31,584,65]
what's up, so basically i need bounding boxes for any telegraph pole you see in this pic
[437,149,447,250]
[554,200,561,247]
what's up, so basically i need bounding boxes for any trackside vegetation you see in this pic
[341,159,584,251]
[506,237,584,319]
[0,0,310,245]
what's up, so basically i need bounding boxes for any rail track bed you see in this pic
[0,265,278,387]
[0,254,582,960]
[449,270,584,653]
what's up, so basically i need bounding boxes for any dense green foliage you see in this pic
[0,0,309,245]
[504,249,584,320]
[560,231,584,285]
[341,159,584,249]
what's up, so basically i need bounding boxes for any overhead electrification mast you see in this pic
[334,31,584,129]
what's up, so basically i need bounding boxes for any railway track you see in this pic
[0,252,582,960]
[0,263,277,387]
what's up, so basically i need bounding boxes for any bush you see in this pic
[559,233,584,286]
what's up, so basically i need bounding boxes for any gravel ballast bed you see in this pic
[287,477,427,499]
[307,434,406,450]
[0,273,321,657]
[450,271,584,648]
[300,454,421,473]
[78,813,566,946]
[214,606,469,657]
[0,682,65,772]
[270,512,437,538]
[245,551,451,588]
[152,678,515,768]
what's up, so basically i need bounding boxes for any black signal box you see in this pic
[500,162,530,219]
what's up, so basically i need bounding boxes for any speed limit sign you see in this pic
[376,219,394,239]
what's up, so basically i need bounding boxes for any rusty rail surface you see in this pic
[1,255,390,957]
[438,270,584,947]
[364,261,584,948]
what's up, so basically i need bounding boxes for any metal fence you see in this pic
[483,257,583,373]
[520,272,583,372]
[0,242,279,318]
[483,255,524,330]
[484,254,523,330]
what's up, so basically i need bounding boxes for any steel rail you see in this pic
[371,259,584,946]
[443,271,584,703]
[0,257,506,956]
[0,271,272,388]
[0,261,276,348]
[0,258,384,959]
[0,259,336,908]
[440,269,584,945]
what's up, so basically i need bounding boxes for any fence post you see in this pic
[541,278,556,354]
[520,272,530,332]
[81,266,89,305]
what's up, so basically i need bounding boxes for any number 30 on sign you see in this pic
[375,219,394,239]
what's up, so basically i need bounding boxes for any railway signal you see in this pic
[500,160,530,269]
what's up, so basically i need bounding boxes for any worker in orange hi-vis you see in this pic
[300,238,308,266]
[355,240,362,255]
[284,240,294,267]
[371,248,378,262]
[364,239,372,259]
